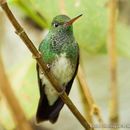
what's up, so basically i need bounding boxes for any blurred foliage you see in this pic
[8,0,108,53]
[119,0,130,25]
[0,58,38,129]
[7,0,130,57]
[117,24,130,58]
[1,0,130,129]
[8,0,49,28]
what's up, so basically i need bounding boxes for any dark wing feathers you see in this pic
[36,53,79,123]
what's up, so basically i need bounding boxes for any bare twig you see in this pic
[77,65,104,129]
[59,0,67,14]
[0,10,5,101]
[107,0,119,125]
[0,1,92,129]
[77,65,93,127]
[77,65,94,107]
[0,56,33,130]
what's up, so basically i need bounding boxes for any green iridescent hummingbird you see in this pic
[36,14,82,123]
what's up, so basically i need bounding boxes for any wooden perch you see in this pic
[0,1,92,129]
[107,0,119,125]
[77,65,93,126]
[77,65,104,129]
[0,56,33,130]
[59,0,66,14]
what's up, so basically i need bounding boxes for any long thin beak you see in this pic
[64,14,83,27]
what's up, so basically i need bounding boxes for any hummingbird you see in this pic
[36,14,82,123]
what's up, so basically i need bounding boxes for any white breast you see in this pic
[39,53,74,106]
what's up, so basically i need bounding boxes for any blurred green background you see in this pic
[0,0,130,130]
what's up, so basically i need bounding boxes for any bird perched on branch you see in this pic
[36,14,82,123]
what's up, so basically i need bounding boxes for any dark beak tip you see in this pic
[79,14,83,17]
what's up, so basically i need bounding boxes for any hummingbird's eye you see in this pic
[53,23,59,28]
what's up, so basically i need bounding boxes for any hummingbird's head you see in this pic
[50,14,82,33]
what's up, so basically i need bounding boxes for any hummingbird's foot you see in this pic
[57,87,66,96]
[45,64,51,72]
[47,64,51,69]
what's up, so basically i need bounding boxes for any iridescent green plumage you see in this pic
[36,14,81,123]
[39,15,79,65]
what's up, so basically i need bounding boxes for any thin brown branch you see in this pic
[107,0,119,125]
[77,65,93,128]
[59,0,67,14]
[0,56,33,130]
[0,84,1,102]
[0,1,92,129]
[77,65,105,129]
[77,65,94,107]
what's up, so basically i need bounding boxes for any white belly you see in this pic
[39,53,74,105]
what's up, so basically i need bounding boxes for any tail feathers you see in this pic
[36,96,60,124]
[49,112,59,123]
[36,97,47,123]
